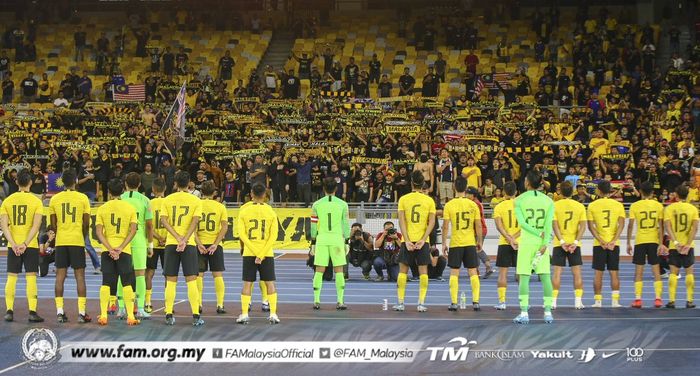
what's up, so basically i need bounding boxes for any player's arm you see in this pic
[258,213,279,262]
[82,197,91,239]
[160,213,182,241]
[683,218,699,255]
[182,215,200,245]
[514,197,541,237]
[237,213,251,250]
[116,223,138,252]
[416,212,436,248]
[610,214,625,247]
[208,209,229,254]
[541,201,555,251]
[474,210,484,250]
[23,210,44,250]
[194,231,207,253]
[0,212,20,252]
[626,215,636,255]
[495,210,515,245]
[310,204,318,239]
[397,208,413,248]
[145,203,154,243]
[441,211,451,256]
[95,224,114,251]
[342,203,351,240]
[657,211,667,254]
[552,218,564,243]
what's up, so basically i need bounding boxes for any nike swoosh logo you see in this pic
[602,352,619,359]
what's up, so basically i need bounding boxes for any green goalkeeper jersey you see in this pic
[311,195,350,246]
[120,190,153,247]
[514,189,555,249]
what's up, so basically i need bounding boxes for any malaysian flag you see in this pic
[161,82,187,152]
[474,76,484,97]
[481,73,511,90]
[113,84,146,101]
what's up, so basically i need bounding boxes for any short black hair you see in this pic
[503,181,517,196]
[383,221,394,227]
[411,170,424,188]
[108,178,124,197]
[639,181,654,197]
[152,177,166,194]
[352,222,362,228]
[201,180,216,197]
[61,169,77,188]
[454,176,467,193]
[597,180,612,195]
[676,184,689,200]
[125,172,141,189]
[560,181,573,198]
[251,183,266,198]
[16,170,32,187]
[174,171,190,189]
[526,170,542,190]
[322,176,337,194]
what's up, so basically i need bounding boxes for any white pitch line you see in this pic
[0,344,72,375]
[165,314,700,322]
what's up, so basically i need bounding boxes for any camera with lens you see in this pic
[387,228,396,235]
[353,229,363,238]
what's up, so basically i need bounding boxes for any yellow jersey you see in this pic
[150,197,167,247]
[461,166,481,189]
[0,191,44,248]
[237,202,278,258]
[492,199,520,245]
[398,191,436,243]
[443,197,480,247]
[197,199,228,245]
[587,197,626,246]
[553,198,587,246]
[159,191,202,246]
[589,137,609,158]
[48,190,91,247]
[628,199,664,245]
[95,199,137,254]
[664,202,699,249]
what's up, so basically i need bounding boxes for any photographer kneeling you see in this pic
[348,223,375,280]
[373,221,402,281]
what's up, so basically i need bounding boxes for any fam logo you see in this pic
[21,328,60,369]
[426,337,477,361]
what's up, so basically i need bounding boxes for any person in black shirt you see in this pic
[133,27,150,57]
[292,52,314,80]
[20,72,37,102]
[330,61,343,90]
[354,76,369,98]
[1,71,13,104]
[283,69,300,99]
[378,74,392,97]
[398,67,415,95]
[321,47,334,74]
[59,73,74,100]
[149,47,161,72]
[175,47,188,75]
[421,66,439,97]
[434,52,447,82]
[218,50,235,81]
[77,159,97,201]
[29,164,46,197]
[74,29,86,61]
[162,47,175,75]
[423,24,436,51]
[344,57,359,91]
[0,51,10,79]
[369,53,381,84]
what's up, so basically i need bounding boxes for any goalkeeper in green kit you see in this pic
[513,171,555,324]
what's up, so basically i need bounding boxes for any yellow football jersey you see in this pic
[443,197,480,247]
[628,199,664,245]
[398,191,436,243]
[587,197,626,246]
[150,197,167,247]
[461,166,481,189]
[493,199,520,245]
[48,190,91,247]
[664,202,699,249]
[197,199,228,245]
[95,199,137,254]
[0,191,44,248]
[237,202,279,258]
[554,198,587,246]
[159,191,202,246]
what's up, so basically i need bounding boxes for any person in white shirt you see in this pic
[53,92,69,107]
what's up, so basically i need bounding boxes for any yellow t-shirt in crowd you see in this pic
[461,166,481,189]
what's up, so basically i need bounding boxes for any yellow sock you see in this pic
[669,274,678,302]
[497,287,506,303]
[196,276,204,307]
[470,275,480,303]
[145,289,152,305]
[594,294,602,302]
[612,291,620,302]
[26,275,38,312]
[78,297,87,315]
[654,281,663,300]
[418,274,429,304]
[241,294,251,315]
[268,292,278,315]
[99,286,110,318]
[55,297,64,314]
[449,275,459,304]
[686,274,695,303]
[259,280,268,302]
[552,289,559,299]
[575,289,583,298]
[4,274,17,312]
[634,281,643,299]
[109,295,117,307]
[164,281,176,314]
[186,280,200,315]
[214,277,225,308]
[123,286,135,320]
[397,273,407,303]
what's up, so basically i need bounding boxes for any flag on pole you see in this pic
[161,82,187,153]
[113,84,146,101]
[474,76,484,98]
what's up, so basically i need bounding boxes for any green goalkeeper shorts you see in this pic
[516,244,551,275]
[131,242,148,270]
[314,244,347,268]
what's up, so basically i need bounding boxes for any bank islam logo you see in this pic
[21,328,60,369]
[427,337,477,361]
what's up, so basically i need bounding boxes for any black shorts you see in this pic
[147,248,165,270]
[447,246,478,269]
[592,246,620,271]
[552,246,583,267]
[7,247,40,274]
[163,245,199,277]
[242,256,276,282]
[495,244,518,268]
[55,246,86,269]
[633,243,660,266]
[669,248,695,269]
[398,243,430,266]
[100,252,135,286]
[198,245,225,272]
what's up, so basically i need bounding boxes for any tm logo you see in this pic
[427,337,477,361]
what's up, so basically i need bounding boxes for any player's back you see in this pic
[493,198,519,244]
[161,191,202,246]
[443,197,479,247]
[238,202,278,256]
[398,191,436,242]
[0,191,44,248]
[198,198,228,244]
[121,191,151,235]
[96,200,137,254]
[587,197,626,245]
[664,201,699,247]
[629,199,664,245]
[554,198,586,246]
[150,197,167,244]
[313,195,348,245]
[48,190,91,247]
[515,190,554,238]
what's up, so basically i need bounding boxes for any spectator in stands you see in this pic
[368,53,381,84]
[292,51,314,80]
[378,74,392,97]
[291,153,314,206]
[436,149,454,203]
[218,50,235,81]
[0,51,9,80]
[74,28,86,62]
[162,47,175,75]
[344,57,359,91]
[348,223,374,280]
[467,186,493,279]
[37,73,51,103]
[373,221,401,282]
[398,67,415,96]
[422,66,439,97]
[282,69,300,99]
[2,71,13,103]
[464,49,479,75]
[434,52,446,82]
[20,72,37,102]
